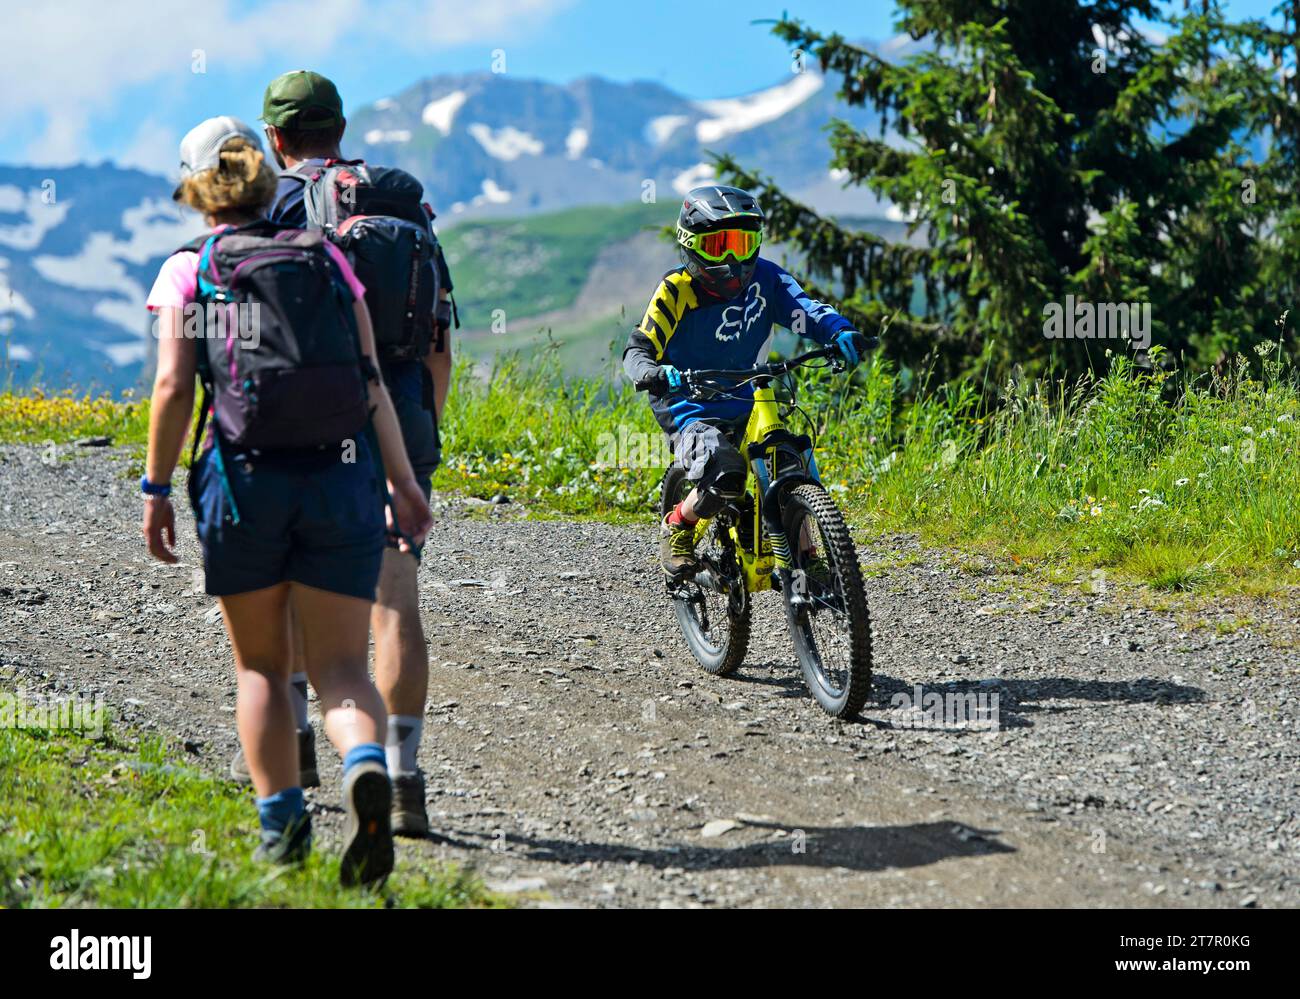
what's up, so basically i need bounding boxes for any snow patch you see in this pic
[0,258,35,319]
[121,199,205,261]
[474,179,512,206]
[0,186,72,251]
[364,128,412,144]
[565,126,589,159]
[0,286,35,319]
[373,97,397,111]
[421,91,468,135]
[645,114,689,145]
[694,73,823,143]
[33,197,201,337]
[672,163,716,196]
[467,123,544,161]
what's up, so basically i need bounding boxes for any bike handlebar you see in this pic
[683,333,880,387]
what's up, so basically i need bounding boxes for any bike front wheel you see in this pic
[661,466,751,676]
[780,483,873,718]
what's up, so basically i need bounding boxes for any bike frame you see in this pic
[690,369,824,595]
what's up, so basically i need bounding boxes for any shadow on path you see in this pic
[435,818,1014,874]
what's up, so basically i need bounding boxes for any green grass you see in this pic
[439,201,674,325]
[5,339,1298,595]
[0,388,151,448]
[432,341,1300,595]
[460,310,633,377]
[0,713,504,908]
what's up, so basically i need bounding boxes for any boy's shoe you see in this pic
[660,514,699,580]
[340,761,394,888]
[230,727,320,788]
[253,812,313,866]
[391,772,430,838]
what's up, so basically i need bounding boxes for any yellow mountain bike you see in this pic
[660,339,875,718]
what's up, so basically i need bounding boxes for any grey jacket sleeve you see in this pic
[622,326,663,390]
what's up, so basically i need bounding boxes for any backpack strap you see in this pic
[189,382,212,464]
[302,160,373,230]
[194,233,222,299]
[175,234,210,255]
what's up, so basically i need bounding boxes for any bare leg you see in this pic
[220,584,295,797]
[371,548,428,717]
[289,583,386,757]
[675,487,704,519]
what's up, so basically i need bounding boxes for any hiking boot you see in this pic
[660,514,699,580]
[340,761,394,888]
[230,727,320,788]
[391,772,430,838]
[253,812,313,866]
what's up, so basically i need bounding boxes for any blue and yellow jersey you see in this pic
[622,257,854,431]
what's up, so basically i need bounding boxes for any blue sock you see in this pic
[255,787,305,835]
[342,742,386,776]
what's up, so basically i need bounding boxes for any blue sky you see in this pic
[0,0,1284,172]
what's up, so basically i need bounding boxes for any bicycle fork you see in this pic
[750,453,796,589]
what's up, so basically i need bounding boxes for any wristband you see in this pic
[140,475,172,498]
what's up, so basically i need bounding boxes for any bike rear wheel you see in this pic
[780,483,873,718]
[661,467,751,676]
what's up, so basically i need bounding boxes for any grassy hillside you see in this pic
[439,201,674,326]
[439,201,923,377]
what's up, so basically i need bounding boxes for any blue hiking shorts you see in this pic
[382,359,440,500]
[380,360,439,563]
[188,434,386,601]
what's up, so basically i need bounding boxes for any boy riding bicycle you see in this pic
[623,185,866,579]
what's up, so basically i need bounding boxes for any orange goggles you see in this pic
[677,226,763,263]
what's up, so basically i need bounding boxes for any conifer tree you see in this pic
[718,1,1298,381]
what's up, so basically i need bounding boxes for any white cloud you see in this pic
[115,118,186,175]
[1,0,575,163]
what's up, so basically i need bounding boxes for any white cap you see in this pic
[173,115,263,200]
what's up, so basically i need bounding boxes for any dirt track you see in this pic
[2,444,1297,907]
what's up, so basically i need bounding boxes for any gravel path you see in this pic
[1,443,1297,907]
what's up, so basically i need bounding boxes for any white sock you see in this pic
[290,672,310,731]
[386,714,422,776]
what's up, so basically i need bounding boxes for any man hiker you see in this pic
[227,69,456,838]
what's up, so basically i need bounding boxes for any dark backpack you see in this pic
[182,220,370,454]
[301,159,439,361]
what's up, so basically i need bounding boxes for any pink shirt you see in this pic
[146,225,366,312]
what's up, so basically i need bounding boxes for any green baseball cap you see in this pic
[261,70,343,129]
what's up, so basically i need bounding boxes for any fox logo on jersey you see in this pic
[714,283,766,342]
